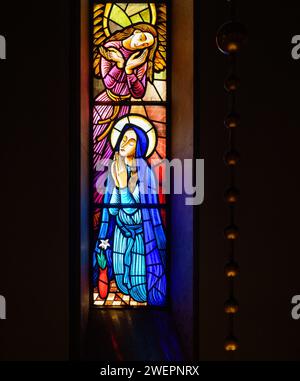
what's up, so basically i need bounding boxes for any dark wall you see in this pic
[0,1,70,360]
[197,0,300,360]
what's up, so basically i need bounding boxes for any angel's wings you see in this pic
[93,3,167,78]
[93,4,106,78]
[154,4,167,73]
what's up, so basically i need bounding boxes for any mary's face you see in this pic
[119,129,137,158]
[130,30,154,50]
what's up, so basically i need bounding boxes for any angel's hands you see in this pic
[100,46,125,69]
[125,49,148,74]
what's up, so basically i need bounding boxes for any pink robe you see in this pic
[93,41,148,212]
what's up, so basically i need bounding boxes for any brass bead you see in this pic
[224,150,240,166]
[216,21,247,55]
[224,225,239,240]
[224,74,240,92]
[224,298,239,314]
[224,336,239,352]
[224,186,239,204]
[225,112,240,129]
[225,261,239,278]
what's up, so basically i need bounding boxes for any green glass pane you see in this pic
[154,70,167,80]
[110,5,131,28]
[140,9,150,23]
[130,14,143,24]
[94,78,105,98]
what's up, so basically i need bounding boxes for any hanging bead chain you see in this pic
[216,0,247,353]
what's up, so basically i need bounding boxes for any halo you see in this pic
[110,115,157,158]
[103,3,157,37]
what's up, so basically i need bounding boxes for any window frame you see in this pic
[88,0,172,310]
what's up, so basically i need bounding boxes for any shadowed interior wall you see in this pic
[170,0,194,360]
[0,0,70,360]
[79,0,90,358]
[197,0,300,361]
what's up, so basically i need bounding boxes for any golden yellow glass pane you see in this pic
[104,4,111,19]
[94,16,103,26]
[94,30,104,39]
[116,3,127,10]
[103,27,110,37]
[94,4,104,13]
[150,4,157,24]
[130,105,147,117]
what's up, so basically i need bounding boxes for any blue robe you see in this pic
[93,125,167,306]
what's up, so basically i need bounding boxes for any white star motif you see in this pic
[99,239,110,250]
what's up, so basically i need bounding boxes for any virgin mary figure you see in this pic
[93,116,167,306]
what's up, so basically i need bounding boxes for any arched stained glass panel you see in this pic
[91,1,169,308]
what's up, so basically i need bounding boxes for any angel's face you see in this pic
[119,129,137,158]
[130,30,154,50]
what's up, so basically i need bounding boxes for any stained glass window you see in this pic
[91,1,168,307]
